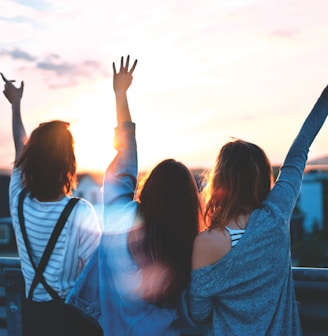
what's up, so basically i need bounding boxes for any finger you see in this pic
[112,62,117,75]
[129,59,138,74]
[125,55,130,70]
[1,73,8,83]
[1,73,16,84]
[20,81,24,91]
[120,56,124,70]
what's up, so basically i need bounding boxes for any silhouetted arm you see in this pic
[1,73,26,165]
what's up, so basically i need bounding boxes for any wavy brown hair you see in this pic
[203,139,273,230]
[132,159,201,307]
[16,120,77,201]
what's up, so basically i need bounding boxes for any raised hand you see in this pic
[1,72,27,161]
[112,55,137,95]
[1,73,24,105]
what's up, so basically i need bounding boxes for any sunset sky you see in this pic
[1,0,328,174]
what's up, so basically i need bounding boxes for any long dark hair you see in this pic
[16,120,77,200]
[203,139,273,230]
[134,159,200,307]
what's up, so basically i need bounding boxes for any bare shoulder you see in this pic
[192,229,231,270]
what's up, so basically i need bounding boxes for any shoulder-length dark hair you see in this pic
[16,120,77,200]
[134,159,200,307]
[203,139,273,230]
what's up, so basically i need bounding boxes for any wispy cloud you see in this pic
[0,48,109,88]
[0,48,36,62]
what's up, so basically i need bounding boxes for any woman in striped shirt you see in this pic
[2,73,101,336]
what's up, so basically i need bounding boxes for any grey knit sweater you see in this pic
[188,96,328,336]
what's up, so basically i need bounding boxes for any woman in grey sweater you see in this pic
[187,85,328,335]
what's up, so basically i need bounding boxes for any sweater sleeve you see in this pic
[187,290,213,324]
[265,96,328,218]
[187,265,217,324]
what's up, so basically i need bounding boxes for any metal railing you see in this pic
[0,258,327,336]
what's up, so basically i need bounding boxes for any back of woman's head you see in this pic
[138,159,200,306]
[16,120,77,200]
[203,139,273,229]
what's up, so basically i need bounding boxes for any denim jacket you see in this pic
[66,122,179,336]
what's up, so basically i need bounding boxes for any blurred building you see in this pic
[74,172,104,229]
[74,172,103,204]
[297,170,327,233]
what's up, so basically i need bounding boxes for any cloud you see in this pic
[15,0,53,11]
[0,48,109,89]
[0,48,36,62]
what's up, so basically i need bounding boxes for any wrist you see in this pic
[115,91,127,97]
[11,99,21,107]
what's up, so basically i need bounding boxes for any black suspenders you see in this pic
[18,189,79,301]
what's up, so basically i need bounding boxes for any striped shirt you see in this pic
[225,226,245,247]
[9,168,101,301]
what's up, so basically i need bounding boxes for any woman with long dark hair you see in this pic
[67,56,201,335]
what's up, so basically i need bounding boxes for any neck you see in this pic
[226,213,250,230]
[37,192,66,202]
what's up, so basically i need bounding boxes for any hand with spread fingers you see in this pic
[113,55,137,96]
[112,55,137,124]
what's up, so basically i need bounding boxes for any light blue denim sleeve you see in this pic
[65,249,101,320]
[102,122,138,233]
[66,122,138,326]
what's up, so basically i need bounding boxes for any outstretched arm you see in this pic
[112,55,137,124]
[103,56,138,231]
[267,84,328,216]
[1,73,26,165]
